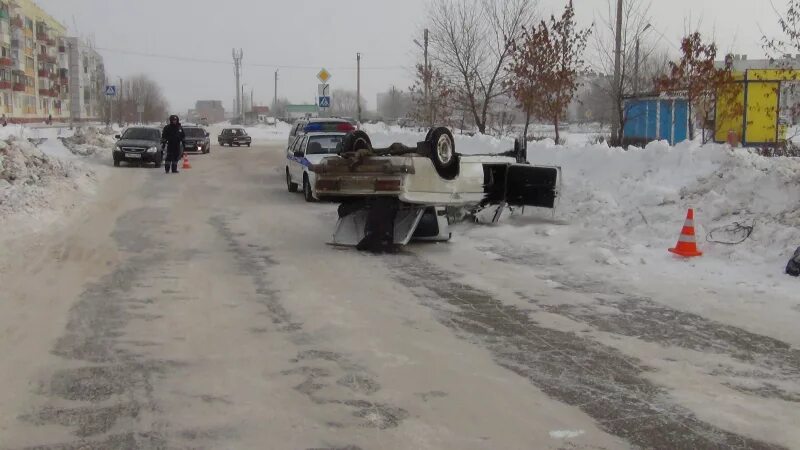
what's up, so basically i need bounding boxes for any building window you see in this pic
[26,37,32,49]
[24,18,32,31]
[25,56,33,71]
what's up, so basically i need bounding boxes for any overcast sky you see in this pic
[37,0,783,114]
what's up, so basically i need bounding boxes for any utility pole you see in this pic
[118,76,123,126]
[356,52,362,123]
[273,69,278,111]
[634,24,652,97]
[232,48,243,123]
[611,0,623,142]
[424,28,429,126]
[634,38,640,96]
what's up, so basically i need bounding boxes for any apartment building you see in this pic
[0,0,106,122]
[65,37,106,122]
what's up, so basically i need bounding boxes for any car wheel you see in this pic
[113,158,120,167]
[303,174,315,202]
[426,127,459,180]
[339,130,372,154]
[153,156,162,168]
[246,143,251,147]
[286,168,298,192]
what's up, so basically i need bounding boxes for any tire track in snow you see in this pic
[388,254,783,449]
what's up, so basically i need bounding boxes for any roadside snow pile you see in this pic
[244,122,292,142]
[58,126,115,158]
[460,138,800,283]
[0,136,95,220]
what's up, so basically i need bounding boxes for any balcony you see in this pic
[39,88,53,97]
[0,80,11,90]
[37,68,48,78]
[10,17,22,28]
[37,53,54,64]
[0,57,11,66]
[58,45,65,53]
[10,38,18,48]
[12,81,24,91]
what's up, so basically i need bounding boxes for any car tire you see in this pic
[153,157,162,168]
[303,174,315,202]
[286,168,298,192]
[426,127,459,180]
[339,130,372,154]
[246,143,251,147]
[113,158,120,167]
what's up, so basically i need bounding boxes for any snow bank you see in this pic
[245,121,292,142]
[0,136,96,221]
[0,126,110,242]
[57,126,116,159]
[516,139,800,267]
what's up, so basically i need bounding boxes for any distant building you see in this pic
[65,37,106,122]
[194,100,225,124]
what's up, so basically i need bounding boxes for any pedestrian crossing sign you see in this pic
[104,85,117,96]
[318,96,331,108]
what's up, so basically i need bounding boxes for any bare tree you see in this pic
[119,74,168,123]
[330,89,366,118]
[426,0,537,134]
[591,0,667,142]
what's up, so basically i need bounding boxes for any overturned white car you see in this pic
[313,127,561,251]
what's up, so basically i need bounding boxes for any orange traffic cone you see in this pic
[669,208,703,257]
[182,153,191,169]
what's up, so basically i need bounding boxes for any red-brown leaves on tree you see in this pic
[505,2,591,143]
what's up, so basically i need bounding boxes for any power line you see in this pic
[93,46,406,71]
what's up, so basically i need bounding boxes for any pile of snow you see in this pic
[244,121,292,142]
[0,136,96,220]
[514,139,800,266]
[57,126,116,158]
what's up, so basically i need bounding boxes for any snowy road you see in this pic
[0,143,797,449]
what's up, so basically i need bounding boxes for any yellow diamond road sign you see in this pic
[317,68,331,83]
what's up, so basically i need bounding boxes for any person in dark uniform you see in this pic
[161,115,185,173]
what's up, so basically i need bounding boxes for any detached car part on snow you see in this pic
[312,127,561,252]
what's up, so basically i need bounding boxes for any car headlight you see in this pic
[146,146,158,153]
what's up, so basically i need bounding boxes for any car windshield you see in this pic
[122,128,160,141]
[184,128,205,137]
[307,135,344,155]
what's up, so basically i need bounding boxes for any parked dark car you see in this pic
[113,127,164,167]
[218,127,252,147]
[184,126,211,153]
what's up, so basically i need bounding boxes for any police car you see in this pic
[285,121,356,202]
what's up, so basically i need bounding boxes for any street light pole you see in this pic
[634,24,652,96]
[611,0,623,142]
[356,52,362,123]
